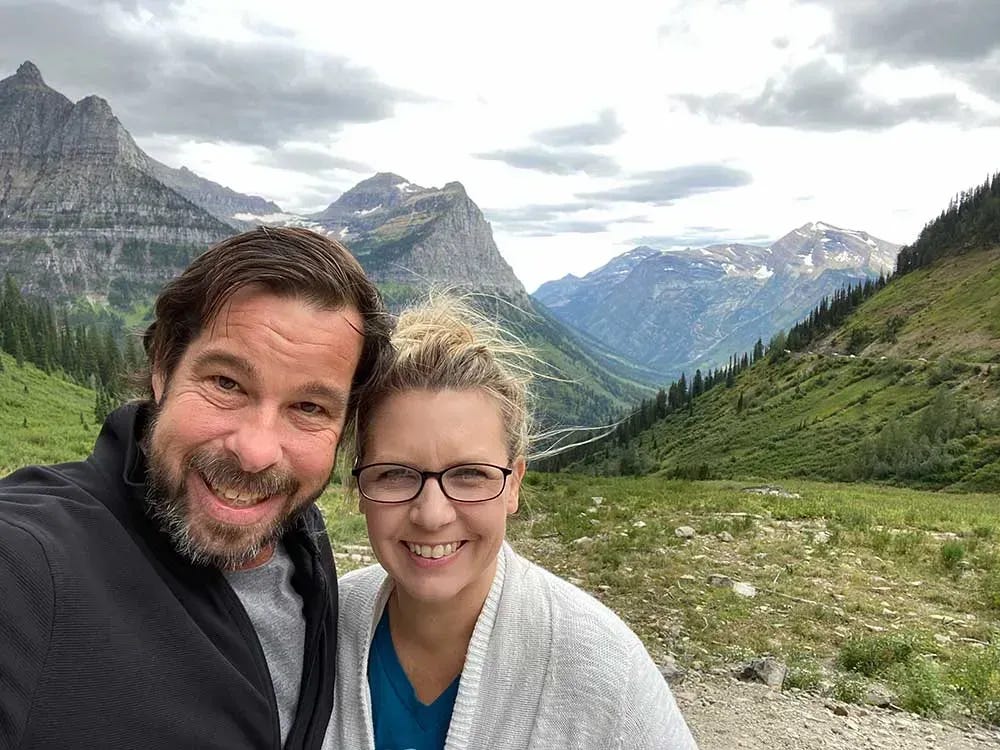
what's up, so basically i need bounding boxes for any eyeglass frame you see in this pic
[351,462,515,504]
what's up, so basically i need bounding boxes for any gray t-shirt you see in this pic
[225,542,306,746]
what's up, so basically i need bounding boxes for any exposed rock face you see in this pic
[305,173,528,300]
[0,61,234,302]
[534,223,900,377]
[146,162,284,229]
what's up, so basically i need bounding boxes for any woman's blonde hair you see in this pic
[353,294,535,464]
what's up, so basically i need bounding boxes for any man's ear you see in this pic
[151,367,166,403]
[506,456,526,515]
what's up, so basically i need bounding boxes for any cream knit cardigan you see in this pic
[327,542,698,749]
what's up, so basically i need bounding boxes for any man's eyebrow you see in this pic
[191,350,258,381]
[298,382,350,413]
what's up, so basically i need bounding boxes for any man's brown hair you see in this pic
[140,226,392,417]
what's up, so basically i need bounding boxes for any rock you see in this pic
[675,526,696,539]
[736,657,787,688]
[707,573,733,587]
[813,530,832,544]
[591,496,603,506]
[658,655,687,685]
[864,685,895,707]
[717,531,735,542]
[570,536,593,546]
[826,702,849,717]
[732,582,757,598]
[632,520,647,528]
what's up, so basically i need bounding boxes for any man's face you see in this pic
[145,288,365,570]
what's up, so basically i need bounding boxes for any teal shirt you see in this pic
[368,611,460,750]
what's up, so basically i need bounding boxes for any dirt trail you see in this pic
[674,672,1000,750]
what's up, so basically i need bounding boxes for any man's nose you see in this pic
[223,409,283,474]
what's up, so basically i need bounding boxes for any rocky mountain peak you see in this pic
[14,61,44,86]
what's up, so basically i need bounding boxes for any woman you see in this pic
[333,297,697,749]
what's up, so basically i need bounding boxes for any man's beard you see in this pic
[143,408,319,570]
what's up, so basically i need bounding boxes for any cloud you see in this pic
[531,108,624,147]
[805,0,1000,65]
[0,1,422,147]
[577,164,752,205]
[678,59,976,130]
[629,231,774,249]
[257,145,371,174]
[475,146,619,176]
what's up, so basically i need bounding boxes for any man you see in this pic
[0,227,392,749]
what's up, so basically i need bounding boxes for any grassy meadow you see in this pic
[322,473,1000,725]
[0,351,98,475]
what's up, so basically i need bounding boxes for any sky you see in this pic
[1,0,999,291]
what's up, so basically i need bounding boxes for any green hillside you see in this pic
[564,245,1000,491]
[0,350,99,475]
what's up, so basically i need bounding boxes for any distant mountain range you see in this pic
[0,61,648,426]
[534,223,900,378]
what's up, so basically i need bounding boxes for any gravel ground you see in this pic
[673,672,1000,750]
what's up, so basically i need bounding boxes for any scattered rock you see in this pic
[732,582,757,598]
[570,536,593,546]
[707,573,733,587]
[675,525,696,539]
[813,530,832,544]
[633,520,647,528]
[824,700,850,717]
[590,496,603,506]
[736,657,788,688]
[743,485,802,499]
[717,531,735,542]
[864,685,895,708]
[659,655,687,685]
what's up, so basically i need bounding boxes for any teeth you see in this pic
[210,482,266,507]
[407,542,460,559]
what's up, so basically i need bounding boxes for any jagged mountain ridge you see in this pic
[534,223,900,377]
[295,172,527,299]
[0,61,234,302]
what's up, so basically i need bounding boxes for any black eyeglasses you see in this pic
[352,462,514,504]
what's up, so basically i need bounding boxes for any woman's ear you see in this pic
[506,456,526,515]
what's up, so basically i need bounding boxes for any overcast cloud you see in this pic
[679,59,977,130]
[475,147,620,176]
[578,164,752,205]
[531,109,624,147]
[0,0,420,147]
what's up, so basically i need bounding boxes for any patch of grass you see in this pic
[940,540,967,573]
[838,633,921,677]
[888,659,951,717]
[948,643,1000,725]
[831,674,868,703]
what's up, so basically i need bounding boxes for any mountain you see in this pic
[535,222,900,378]
[145,161,284,230]
[303,172,526,299]
[0,62,650,427]
[552,186,1000,491]
[291,172,655,424]
[0,61,233,304]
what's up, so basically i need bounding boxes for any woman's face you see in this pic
[359,388,524,610]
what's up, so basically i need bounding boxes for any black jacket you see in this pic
[0,404,338,749]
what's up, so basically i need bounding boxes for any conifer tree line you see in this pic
[780,273,888,353]
[896,172,1000,274]
[536,338,765,471]
[0,275,141,421]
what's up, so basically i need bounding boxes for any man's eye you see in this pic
[215,376,239,391]
[297,402,325,415]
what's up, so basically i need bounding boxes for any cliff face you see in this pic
[0,61,231,302]
[307,173,528,300]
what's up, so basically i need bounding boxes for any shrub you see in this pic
[831,674,867,703]
[839,633,920,676]
[889,659,950,717]
[948,643,1000,725]
[940,540,966,573]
